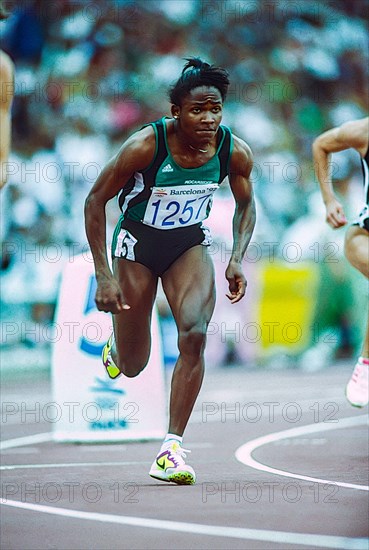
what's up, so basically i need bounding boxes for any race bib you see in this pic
[143,184,219,229]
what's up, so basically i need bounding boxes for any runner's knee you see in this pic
[120,363,146,378]
[117,356,149,378]
[178,324,207,358]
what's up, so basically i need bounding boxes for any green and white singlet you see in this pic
[112,117,233,276]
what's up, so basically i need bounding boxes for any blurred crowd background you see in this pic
[1,0,368,372]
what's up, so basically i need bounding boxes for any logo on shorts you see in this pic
[162,163,174,173]
[114,229,137,260]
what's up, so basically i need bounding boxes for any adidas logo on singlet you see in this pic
[162,163,174,173]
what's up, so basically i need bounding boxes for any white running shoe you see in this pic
[345,358,369,408]
[149,441,196,485]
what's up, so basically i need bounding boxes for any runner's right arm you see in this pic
[312,119,368,229]
[84,127,155,313]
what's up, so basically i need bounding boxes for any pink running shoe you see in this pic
[345,358,369,408]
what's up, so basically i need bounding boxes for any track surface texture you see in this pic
[1,363,368,550]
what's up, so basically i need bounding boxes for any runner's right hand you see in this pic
[325,198,347,229]
[95,277,130,314]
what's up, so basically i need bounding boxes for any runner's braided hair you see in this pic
[169,57,230,105]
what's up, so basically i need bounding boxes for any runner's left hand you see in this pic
[225,262,247,303]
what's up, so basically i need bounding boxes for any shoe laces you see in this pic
[175,446,191,459]
[165,442,191,459]
[352,364,362,382]
[351,362,369,384]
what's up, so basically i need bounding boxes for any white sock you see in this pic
[161,433,183,449]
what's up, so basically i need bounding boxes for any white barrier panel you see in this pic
[52,253,167,442]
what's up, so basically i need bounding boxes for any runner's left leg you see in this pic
[161,244,216,436]
[149,244,215,484]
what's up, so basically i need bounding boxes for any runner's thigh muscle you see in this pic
[112,258,158,364]
[161,245,216,335]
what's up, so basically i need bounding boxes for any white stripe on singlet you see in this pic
[361,155,369,205]
[118,172,145,216]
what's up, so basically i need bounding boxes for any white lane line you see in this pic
[1,500,367,550]
[0,434,213,451]
[0,461,145,471]
[0,433,52,450]
[235,415,369,491]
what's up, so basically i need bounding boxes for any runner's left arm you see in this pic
[226,136,256,303]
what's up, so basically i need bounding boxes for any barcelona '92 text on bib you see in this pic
[143,183,219,229]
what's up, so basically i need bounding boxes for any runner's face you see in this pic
[173,86,223,146]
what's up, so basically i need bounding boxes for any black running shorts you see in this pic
[111,218,212,276]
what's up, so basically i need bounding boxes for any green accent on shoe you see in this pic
[107,364,121,379]
[102,334,121,380]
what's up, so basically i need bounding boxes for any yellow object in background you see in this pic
[258,260,320,354]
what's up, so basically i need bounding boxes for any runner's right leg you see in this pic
[108,258,158,378]
[344,225,369,407]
